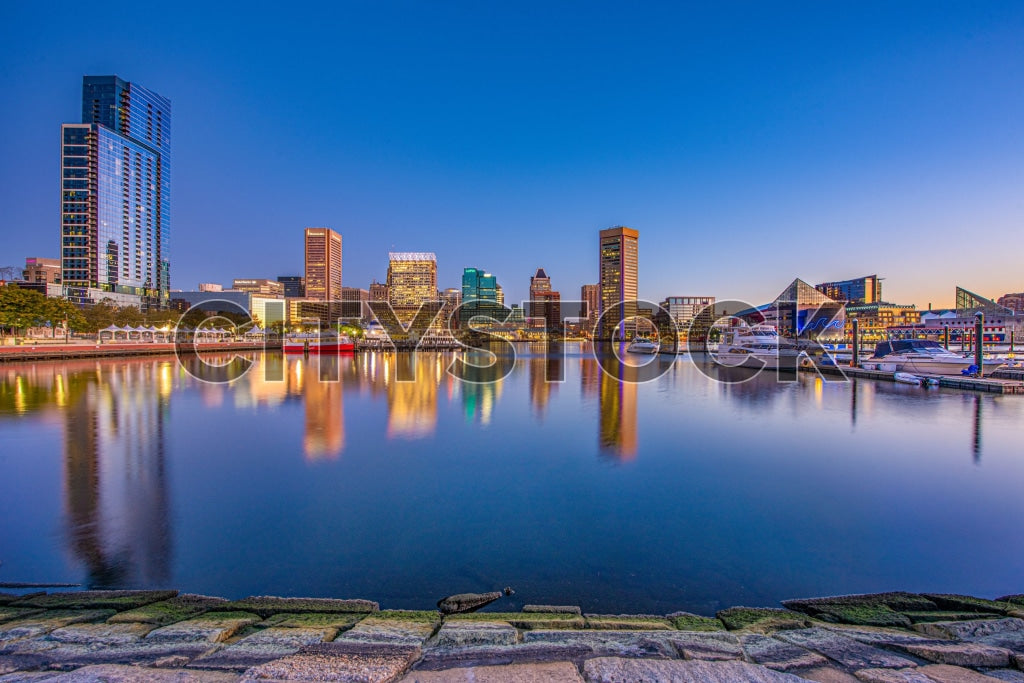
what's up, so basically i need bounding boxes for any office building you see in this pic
[529,268,561,330]
[369,280,389,303]
[598,226,639,340]
[304,228,342,301]
[61,75,171,308]
[461,267,502,325]
[232,278,284,296]
[277,275,305,298]
[815,275,882,305]
[342,286,370,322]
[24,257,61,285]
[660,296,715,336]
[387,252,437,308]
[844,302,920,342]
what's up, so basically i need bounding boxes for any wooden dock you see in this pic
[814,363,1024,394]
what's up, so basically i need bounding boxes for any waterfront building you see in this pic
[599,226,639,340]
[461,267,502,326]
[956,286,1014,316]
[660,296,715,337]
[277,276,305,298]
[844,302,920,342]
[304,228,342,302]
[61,75,171,309]
[997,292,1024,314]
[441,288,462,329]
[529,268,562,330]
[341,286,370,322]
[24,258,61,285]
[581,283,600,336]
[759,279,845,340]
[232,278,284,296]
[387,253,437,308]
[198,283,223,292]
[815,275,883,305]
[496,284,504,307]
[888,286,1021,344]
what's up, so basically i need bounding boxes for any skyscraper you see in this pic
[461,267,501,325]
[581,284,600,332]
[61,75,171,308]
[529,268,561,330]
[304,228,342,301]
[598,226,639,339]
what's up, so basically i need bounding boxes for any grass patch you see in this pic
[904,611,1000,624]
[447,612,584,629]
[667,612,726,632]
[259,612,366,630]
[13,590,177,611]
[108,594,226,626]
[717,607,812,632]
[921,594,1018,615]
[585,615,673,630]
[810,604,911,628]
[211,596,378,618]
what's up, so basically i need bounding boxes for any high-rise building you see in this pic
[598,226,639,340]
[304,228,342,301]
[232,278,284,296]
[277,275,305,298]
[581,284,600,331]
[815,275,882,305]
[660,296,716,336]
[24,257,62,285]
[529,268,561,329]
[61,75,171,308]
[496,284,504,307]
[461,267,501,325]
[341,286,371,321]
[387,252,437,308]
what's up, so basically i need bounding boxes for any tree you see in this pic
[44,298,85,334]
[0,286,48,337]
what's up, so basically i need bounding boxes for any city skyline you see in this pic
[1,3,1023,309]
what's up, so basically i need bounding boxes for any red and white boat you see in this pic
[283,332,355,354]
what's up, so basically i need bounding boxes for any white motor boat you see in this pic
[713,324,804,369]
[626,338,660,355]
[869,340,1003,376]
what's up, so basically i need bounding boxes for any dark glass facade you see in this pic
[62,76,171,308]
[277,276,306,298]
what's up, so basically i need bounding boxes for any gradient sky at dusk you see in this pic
[1,2,1022,308]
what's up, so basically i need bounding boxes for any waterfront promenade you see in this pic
[1,589,1023,681]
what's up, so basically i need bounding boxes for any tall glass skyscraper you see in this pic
[61,76,171,308]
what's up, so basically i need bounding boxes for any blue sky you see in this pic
[1,1,1022,308]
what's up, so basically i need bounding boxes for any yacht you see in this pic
[868,340,1003,376]
[714,324,804,369]
[626,338,660,354]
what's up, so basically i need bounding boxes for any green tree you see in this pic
[0,286,48,337]
[43,297,85,335]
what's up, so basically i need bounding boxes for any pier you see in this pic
[0,342,276,363]
[813,363,1024,394]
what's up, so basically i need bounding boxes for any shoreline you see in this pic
[0,589,1022,681]
[0,342,275,363]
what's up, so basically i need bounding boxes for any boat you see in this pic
[713,324,804,369]
[283,332,355,354]
[626,338,660,354]
[869,339,1003,376]
[894,372,922,385]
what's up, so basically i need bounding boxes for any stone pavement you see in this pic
[1,590,1023,681]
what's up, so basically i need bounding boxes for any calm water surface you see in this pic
[1,346,1022,614]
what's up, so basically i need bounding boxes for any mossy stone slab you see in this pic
[904,611,1000,624]
[783,592,938,614]
[108,594,228,626]
[716,608,813,632]
[584,614,673,630]
[666,612,726,632]
[211,596,378,618]
[0,608,44,624]
[921,594,1019,615]
[258,612,366,630]
[447,612,584,630]
[13,590,177,611]
[808,604,912,628]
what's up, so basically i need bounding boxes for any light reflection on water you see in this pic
[0,346,1021,614]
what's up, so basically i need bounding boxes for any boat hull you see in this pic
[895,358,1003,376]
[283,342,355,354]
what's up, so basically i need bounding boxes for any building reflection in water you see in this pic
[528,356,560,417]
[62,360,172,588]
[302,356,345,460]
[582,355,637,460]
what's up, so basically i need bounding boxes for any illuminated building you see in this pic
[997,292,1024,314]
[529,268,561,330]
[276,276,305,298]
[304,228,342,301]
[844,302,920,342]
[598,226,639,340]
[61,76,171,309]
[461,267,502,326]
[660,296,715,337]
[232,278,284,296]
[815,275,883,305]
[24,257,61,285]
[387,253,437,308]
